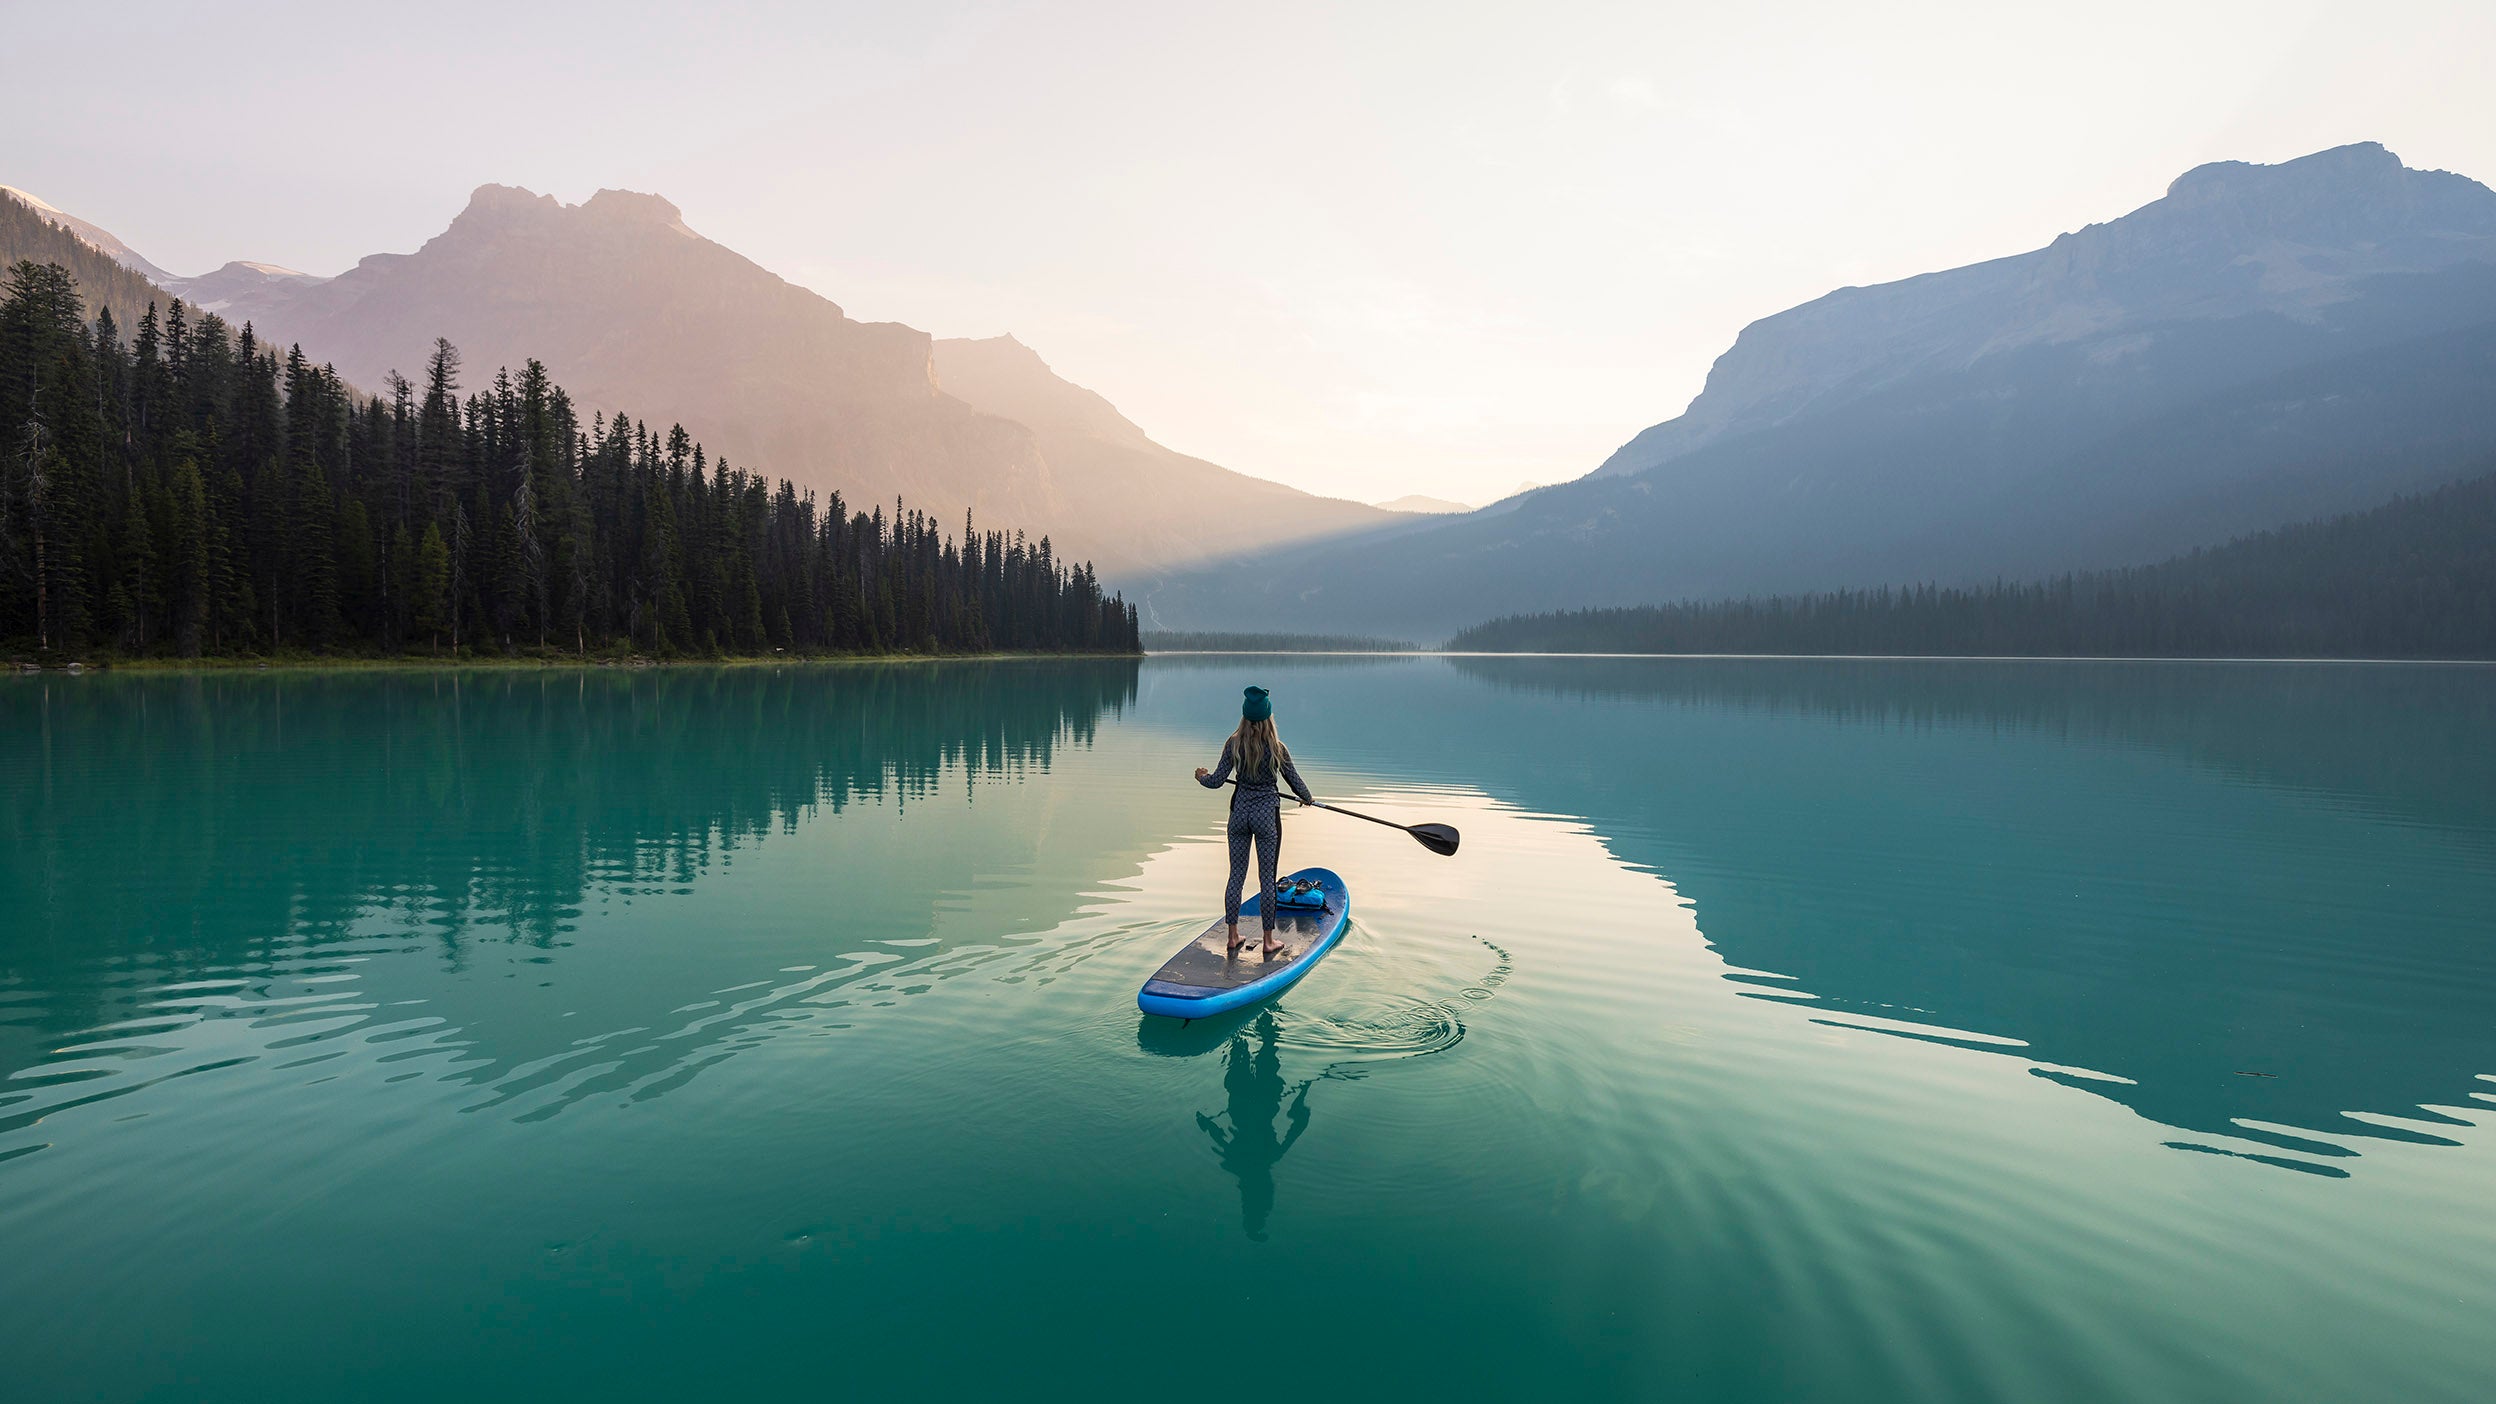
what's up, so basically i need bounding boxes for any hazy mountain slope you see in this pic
[171,260,326,317]
[1146,144,2496,639]
[1151,290,2496,638]
[103,183,1391,579]
[183,184,1073,548]
[1,187,173,329]
[1596,142,2496,480]
[929,334,1399,575]
[0,185,177,282]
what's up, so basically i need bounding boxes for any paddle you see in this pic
[1222,777,1460,857]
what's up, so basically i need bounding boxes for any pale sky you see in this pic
[8,0,2495,505]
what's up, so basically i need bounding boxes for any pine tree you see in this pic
[510,468,543,647]
[388,520,417,647]
[166,455,208,656]
[292,448,342,645]
[418,337,461,515]
[413,520,451,650]
[449,499,471,653]
[207,463,253,650]
[338,498,377,637]
[117,485,157,650]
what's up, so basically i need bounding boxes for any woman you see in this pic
[1194,685,1317,958]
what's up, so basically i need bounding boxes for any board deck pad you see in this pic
[1148,906,1334,991]
[1138,867,1349,1016]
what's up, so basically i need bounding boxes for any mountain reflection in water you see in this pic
[1438,655,2496,1168]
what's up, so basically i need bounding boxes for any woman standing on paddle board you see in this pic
[1195,686,1317,958]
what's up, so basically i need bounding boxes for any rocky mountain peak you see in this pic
[454,183,562,227]
[436,184,708,258]
[2108,141,2496,258]
[582,188,692,233]
[2163,141,2401,202]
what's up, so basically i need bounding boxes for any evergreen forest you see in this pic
[0,260,1140,662]
[1450,467,2496,659]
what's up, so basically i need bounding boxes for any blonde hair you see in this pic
[1231,716,1284,781]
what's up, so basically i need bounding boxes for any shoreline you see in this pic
[14,649,2495,674]
[1144,649,2496,665]
[7,650,1143,676]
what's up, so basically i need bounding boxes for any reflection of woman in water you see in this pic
[1196,1012,1311,1241]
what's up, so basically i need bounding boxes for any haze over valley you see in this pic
[1,183,1399,582]
[1148,143,2496,639]
[13,136,2496,654]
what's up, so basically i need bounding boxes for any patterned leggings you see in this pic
[1224,801,1283,928]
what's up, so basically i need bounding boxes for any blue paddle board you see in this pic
[1137,867,1350,1019]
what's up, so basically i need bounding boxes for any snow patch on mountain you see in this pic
[0,184,179,282]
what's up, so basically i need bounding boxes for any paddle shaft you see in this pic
[1224,777,1434,840]
[1299,797,1415,834]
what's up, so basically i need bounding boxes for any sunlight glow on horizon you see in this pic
[8,0,2495,505]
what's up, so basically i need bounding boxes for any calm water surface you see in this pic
[4,657,2493,1402]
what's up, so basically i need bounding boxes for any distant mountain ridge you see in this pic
[2,181,1398,579]
[169,259,326,316]
[1595,142,2496,480]
[1145,142,2496,639]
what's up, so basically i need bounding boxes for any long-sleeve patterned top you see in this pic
[1198,737,1316,811]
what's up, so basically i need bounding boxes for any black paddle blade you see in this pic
[1410,823,1461,857]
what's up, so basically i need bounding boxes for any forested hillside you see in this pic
[0,260,1138,661]
[1,191,168,332]
[1450,469,2496,659]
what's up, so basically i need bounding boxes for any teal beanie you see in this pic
[1241,686,1272,722]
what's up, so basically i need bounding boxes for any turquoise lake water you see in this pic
[3,656,2493,1402]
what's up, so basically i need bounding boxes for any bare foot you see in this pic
[1225,924,1244,955]
[1262,933,1286,959]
